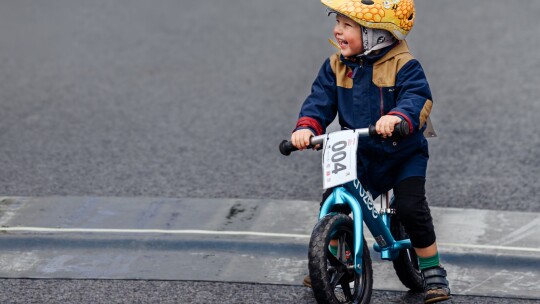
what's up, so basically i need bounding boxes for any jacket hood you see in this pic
[374,40,410,65]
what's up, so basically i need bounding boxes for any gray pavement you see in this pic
[0,0,539,212]
[2,279,539,304]
[1,196,539,299]
[1,0,540,303]
[7,279,540,304]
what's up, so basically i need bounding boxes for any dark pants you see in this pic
[320,176,436,249]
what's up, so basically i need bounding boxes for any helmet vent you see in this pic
[408,13,414,21]
[361,0,375,5]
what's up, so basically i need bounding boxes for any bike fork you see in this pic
[319,187,365,274]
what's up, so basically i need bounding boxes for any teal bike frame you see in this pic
[319,179,412,274]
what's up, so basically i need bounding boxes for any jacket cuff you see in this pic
[388,111,413,134]
[295,117,323,135]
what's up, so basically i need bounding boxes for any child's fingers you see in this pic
[376,120,389,137]
[375,121,382,134]
[291,129,315,150]
[385,121,394,136]
[291,134,298,149]
[377,116,400,137]
[292,134,303,150]
[291,132,306,150]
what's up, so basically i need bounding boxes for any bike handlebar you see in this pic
[279,120,410,156]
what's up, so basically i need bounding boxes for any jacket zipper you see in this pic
[351,58,363,78]
[379,87,384,116]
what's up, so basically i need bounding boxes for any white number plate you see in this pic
[322,130,358,189]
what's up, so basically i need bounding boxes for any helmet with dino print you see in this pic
[321,0,415,40]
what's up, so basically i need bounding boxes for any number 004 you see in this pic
[331,141,347,174]
[332,151,346,162]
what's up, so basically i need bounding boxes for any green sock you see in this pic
[329,244,338,256]
[418,252,440,270]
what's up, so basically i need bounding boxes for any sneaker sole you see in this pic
[303,277,312,288]
[425,295,451,304]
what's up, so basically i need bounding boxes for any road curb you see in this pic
[1,196,539,299]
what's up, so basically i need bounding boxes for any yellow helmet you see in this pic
[321,0,415,40]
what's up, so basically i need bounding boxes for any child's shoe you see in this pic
[422,266,451,303]
[303,275,312,288]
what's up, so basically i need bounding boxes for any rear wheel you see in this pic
[390,216,423,291]
[308,213,373,304]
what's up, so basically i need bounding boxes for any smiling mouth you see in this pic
[338,39,349,48]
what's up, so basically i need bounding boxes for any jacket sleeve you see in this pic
[294,58,338,135]
[387,59,433,134]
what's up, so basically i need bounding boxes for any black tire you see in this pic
[390,215,423,292]
[308,213,373,304]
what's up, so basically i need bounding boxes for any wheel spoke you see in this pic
[336,232,357,302]
[338,234,345,261]
[341,280,353,300]
[329,270,344,290]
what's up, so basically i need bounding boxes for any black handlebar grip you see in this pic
[368,125,377,137]
[393,120,410,138]
[279,140,298,156]
[368,120,410,139]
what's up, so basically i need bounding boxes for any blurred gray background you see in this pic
[0,0,539,303]
[1,0,538,212]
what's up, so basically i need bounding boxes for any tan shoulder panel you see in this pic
[372,41,414,87]
[372,52,414,87]
[419,99,433,129]
[330,53,353,89]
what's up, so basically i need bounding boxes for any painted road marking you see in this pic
[2,226,539,253]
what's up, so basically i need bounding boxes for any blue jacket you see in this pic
[295,41,433,197]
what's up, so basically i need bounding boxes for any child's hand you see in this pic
[375,115,402,138]
[291,129,315,150]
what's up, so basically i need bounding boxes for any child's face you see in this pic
[333,14,363,57]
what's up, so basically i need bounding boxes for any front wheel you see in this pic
[390,215,423,291]
[308,213,373,304]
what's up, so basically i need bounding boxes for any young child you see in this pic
[291,0,450,303]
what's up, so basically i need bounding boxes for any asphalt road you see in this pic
[1,0,538,211]
[1,279,539,304]
[0,0,539,303]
